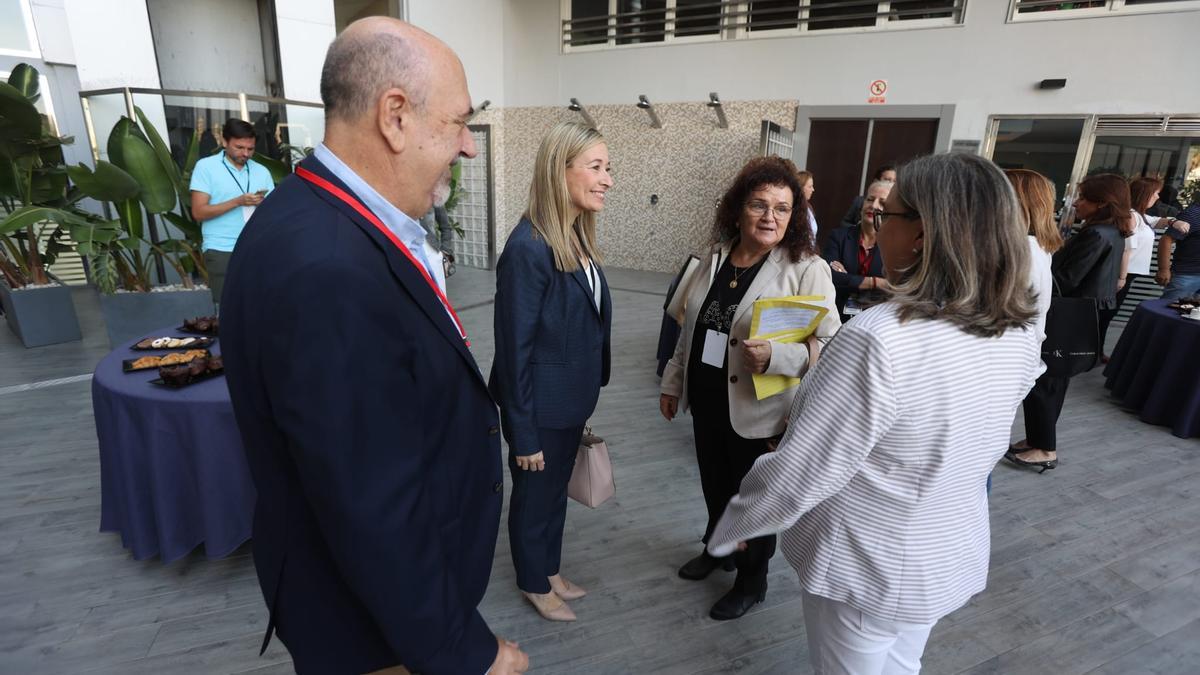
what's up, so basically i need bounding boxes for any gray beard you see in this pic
[432,171,452,207]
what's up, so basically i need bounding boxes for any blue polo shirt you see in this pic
[190,153,275,252]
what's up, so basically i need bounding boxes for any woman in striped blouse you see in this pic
[707,153,1043,674]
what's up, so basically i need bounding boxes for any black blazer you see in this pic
[221,156,503,674]
[488,218,612,454]
[1052,223,1124,310]
[821,224,885,315]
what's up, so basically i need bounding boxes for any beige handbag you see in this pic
[567,428,614,508]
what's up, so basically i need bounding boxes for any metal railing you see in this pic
[77,86,323,164]
[563,0,967,50]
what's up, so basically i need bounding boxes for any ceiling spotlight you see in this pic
[637,94,662,129]
[568,97,597,128]
[707,91,728,129]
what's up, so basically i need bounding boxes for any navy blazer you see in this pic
[821,224,885,314]
[488,218,612,454]
[221,156,503,675]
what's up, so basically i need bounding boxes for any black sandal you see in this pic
[1003,450,1057,474]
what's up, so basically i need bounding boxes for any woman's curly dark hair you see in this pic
[710,156,815,263]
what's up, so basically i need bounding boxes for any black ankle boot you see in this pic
[677,551,735,581]
[709,582,767,621]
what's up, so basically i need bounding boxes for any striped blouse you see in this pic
[708,303,1041,623]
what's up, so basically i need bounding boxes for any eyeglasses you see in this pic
[745,201,792,219]
[870,209,919,227]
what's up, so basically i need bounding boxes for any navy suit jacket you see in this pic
[221,156,503,675]
[821,224,885,315]
[488,218,612,453]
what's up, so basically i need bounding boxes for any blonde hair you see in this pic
[525,121,606,272]
[1006,169,1063,253]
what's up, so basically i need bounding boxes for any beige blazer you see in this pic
[660,244,841,439]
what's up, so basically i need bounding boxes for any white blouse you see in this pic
[708,303,1041,624]
[1027,235,1053,346]
[1126,210,1157,277]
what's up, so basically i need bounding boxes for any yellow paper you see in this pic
[749,296,828,400]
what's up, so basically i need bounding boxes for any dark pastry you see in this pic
[135,338,156,349]
[188,358,208,378]
[184,316,219,334]
[206,354,224,372]
[159,364,191,385]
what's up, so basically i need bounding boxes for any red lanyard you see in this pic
[296,167,469,346]
[857,239,875,277]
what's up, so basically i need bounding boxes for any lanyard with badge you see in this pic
[224,157,259,224]
[700,251,743,369]
[296,167,470,346]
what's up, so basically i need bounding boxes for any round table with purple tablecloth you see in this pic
[92,328,254,562]
[1104,299,1200,439]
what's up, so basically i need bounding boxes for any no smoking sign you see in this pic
[868,79,888,104]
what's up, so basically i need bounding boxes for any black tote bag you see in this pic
[1040,280,1100,378]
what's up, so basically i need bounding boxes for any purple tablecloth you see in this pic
[1104,299,1200,439]
[93,328,254,562]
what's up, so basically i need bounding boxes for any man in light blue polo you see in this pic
[190,118,275,305]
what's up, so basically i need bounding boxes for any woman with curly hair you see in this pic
[659,156,840,620]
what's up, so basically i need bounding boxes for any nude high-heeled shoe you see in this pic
[522,590,576,622]
[549,574,587,600]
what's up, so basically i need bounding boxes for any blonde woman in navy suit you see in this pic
[489,121,613,622]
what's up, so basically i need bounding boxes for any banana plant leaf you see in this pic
[0,205,88,237]
[253,152,291,184]
[114,197,144,240]
[133,107,183,190]
[7,64,40,103]
[0,156,20,200]
[67,219,121,257]
[66,161,139,203]
[30,169,69,206]
[108,117,176,214]
[161,210,202,242]
[0,82,40,141]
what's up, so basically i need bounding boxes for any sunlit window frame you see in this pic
[1007,0,1200,23]
[0,0,41,59]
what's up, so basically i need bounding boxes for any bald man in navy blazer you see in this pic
[220,18,527,675]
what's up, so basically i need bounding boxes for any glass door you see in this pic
[985,116,1090,227]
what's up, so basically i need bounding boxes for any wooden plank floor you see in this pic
[1,268,1197,674]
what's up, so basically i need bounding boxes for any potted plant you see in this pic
[0,64,84,347]
[1180,178,1199,208]
[66,112,213,346]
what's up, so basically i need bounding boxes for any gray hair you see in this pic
[866,179,894,195]
[890,153,1035,338]
[320,28,430,121]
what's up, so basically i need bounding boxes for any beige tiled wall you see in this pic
[463,99,797,273]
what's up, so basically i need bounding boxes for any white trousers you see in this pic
[802,590,936,675]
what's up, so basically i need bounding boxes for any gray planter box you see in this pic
[98,288,215,347]
[0,281,83,348]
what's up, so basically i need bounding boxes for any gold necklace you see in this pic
[730,264,748,289]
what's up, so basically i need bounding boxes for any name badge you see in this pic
[701,328,728,368]
[242,205,256,224]
[844,298,863,316]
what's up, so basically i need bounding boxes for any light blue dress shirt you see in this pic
[312,144,446,293]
